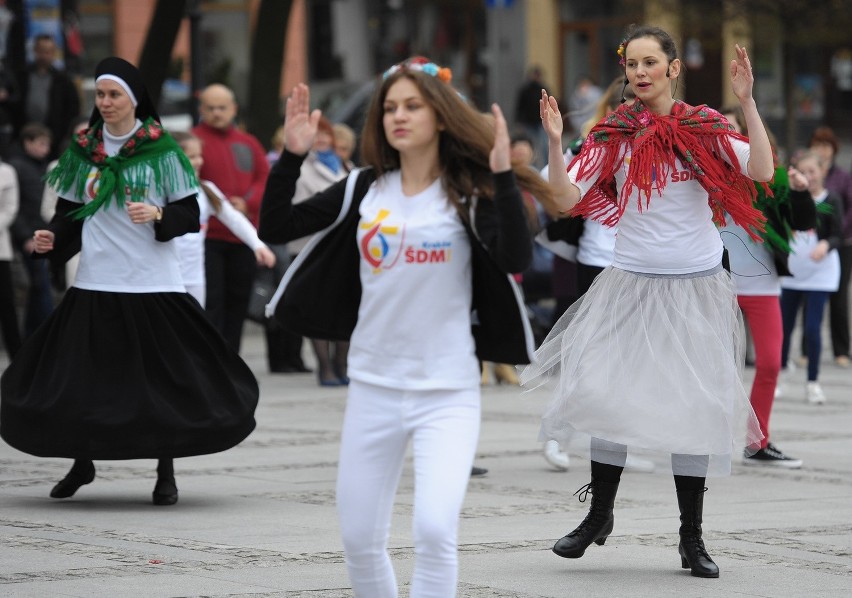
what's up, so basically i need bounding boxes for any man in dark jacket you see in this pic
[13,34,80,160]
[9,123,54,335]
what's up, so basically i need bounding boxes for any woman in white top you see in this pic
[172,131,275,307]
[259,57,551,598]
[525,26,773,578]
[0,57,258,506]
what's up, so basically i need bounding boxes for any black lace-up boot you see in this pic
[677,486,719,578]
[553,476,620,558]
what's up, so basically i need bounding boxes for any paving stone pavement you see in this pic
[1,321,851,597]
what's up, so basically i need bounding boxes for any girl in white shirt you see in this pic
[779,150,844,403]
[172,131,275,307]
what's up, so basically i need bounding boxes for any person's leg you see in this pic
[737,296,782,448]
[409,387,480,598]
[204,239,228,334]
[221,243,257,351]
[265,321,290,372]
[0,261,22,358]
[283,329,310,371]
[336,381,409,598]
[50,459,95,499]
[829,245,852,359]
[779,289,803,367]
[672,458,718,578]
[553,438,624,559]
[22,252,54,337]
[312,338,339,385]
[153,458,178,506]
[803,291,830,382]
[333,341,350,383]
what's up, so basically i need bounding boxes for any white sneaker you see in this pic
[806,382,826,405]
[625,454,655,473]
[543,440,569,471]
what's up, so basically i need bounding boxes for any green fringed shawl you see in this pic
[757,166,792,254]
[46,117,198,219]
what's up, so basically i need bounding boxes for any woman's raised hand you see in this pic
[489,103,511,173]
[284,83,322,155]
[540,89,563,143]
[730,44,755,102]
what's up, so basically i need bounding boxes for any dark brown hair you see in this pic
[359,63,552,212]
[809,126,839,156]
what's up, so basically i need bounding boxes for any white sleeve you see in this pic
[205,181,266,251]
[722,136,752,176]
[567,144,624,197]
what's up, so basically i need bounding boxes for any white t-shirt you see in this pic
[780,191,841,292]
[174,180,265,287]
[66,121,197,293]
[348,171,479,390]
[577,219,617,268]
[719,216,780,296]
[569,137,752,274]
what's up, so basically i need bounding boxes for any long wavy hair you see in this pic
[359,65,553,213]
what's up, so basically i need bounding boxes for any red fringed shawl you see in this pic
[567,99,770,241]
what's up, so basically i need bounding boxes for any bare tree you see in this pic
[137,0,188,110]
[246,0,293,148]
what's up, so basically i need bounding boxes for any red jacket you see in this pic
[192,121,269,244]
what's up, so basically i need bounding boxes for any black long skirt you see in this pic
[0,288,259,460]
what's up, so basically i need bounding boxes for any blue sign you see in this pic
[486,0,515,8]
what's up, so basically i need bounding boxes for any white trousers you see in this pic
[336,380,481,598]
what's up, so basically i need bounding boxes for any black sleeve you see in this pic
[258,150,349,244]
[473,170,534,274]
[154,193,200,242]
[39,197,83,263]
[786,189,817,231]
[820,193,845,251]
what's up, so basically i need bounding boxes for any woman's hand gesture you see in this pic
[730,44,755,102]
[540,89,563,143]
[489,103,511,173]
[787,166,808,192]
[32,230,54,253]
[284,83,322,155]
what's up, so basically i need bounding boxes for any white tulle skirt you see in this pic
[520,265,763,477]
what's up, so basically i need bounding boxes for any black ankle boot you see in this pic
[677,487,719,578]
[50,460,95,499]
[153,459,178,506]
[553,478,620,558]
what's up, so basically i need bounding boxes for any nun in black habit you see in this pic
[0,57,259,505]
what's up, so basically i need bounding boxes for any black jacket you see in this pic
[259,150,536,364]
[13,66,81,159]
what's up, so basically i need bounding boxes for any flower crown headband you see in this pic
[382,58,453,84]
[617,39,627,66]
